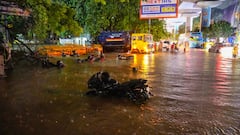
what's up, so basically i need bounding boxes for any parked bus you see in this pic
[189,32,204,48]
[131,33,154,53]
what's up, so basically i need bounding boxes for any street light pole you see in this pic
[148,18,151,34]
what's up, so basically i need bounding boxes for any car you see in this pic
[208,43,233,56]
[203,41,214,49]
[162,40,170,51]
[208,43,224,53]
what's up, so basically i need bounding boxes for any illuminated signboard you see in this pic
[140,0,178,19]
[202,7,211,27]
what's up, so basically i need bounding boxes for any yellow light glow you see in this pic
[144,47,148,53]
[143,54,149,65]
[205,44,211,50]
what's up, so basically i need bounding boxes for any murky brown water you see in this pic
[0,49,240,135]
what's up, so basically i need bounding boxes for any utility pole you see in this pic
[148,18,151,34]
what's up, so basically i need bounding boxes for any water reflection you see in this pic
[131,53,155,79]
[211,55,239,108]
[0,50,240,134]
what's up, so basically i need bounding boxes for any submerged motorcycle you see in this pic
[86,72,153,104]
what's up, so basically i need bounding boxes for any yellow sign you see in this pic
[161,6,176,13]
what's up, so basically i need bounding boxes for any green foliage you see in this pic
[31,4,49,40]
[178,23,185,34]
[61,0,167,40]
[47,3,82,37]
[192,17,200,32]
[202,20,234,39]
[151,20,168,41]
[0,16,28,41]
[3,0,82,41]
[5,0,168,42]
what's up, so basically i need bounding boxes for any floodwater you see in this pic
[0,49,240,135]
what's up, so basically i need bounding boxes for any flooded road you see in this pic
[0,49,240,135]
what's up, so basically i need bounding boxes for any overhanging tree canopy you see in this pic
[1,0,82,41]
[59,0,168,41]
[202,20,234,41]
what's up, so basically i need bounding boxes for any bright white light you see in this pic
[220,47,233,58]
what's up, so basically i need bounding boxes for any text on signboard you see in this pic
[161,6,175,13]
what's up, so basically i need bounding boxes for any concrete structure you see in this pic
[59,37,88,46]
[166,0,239,33]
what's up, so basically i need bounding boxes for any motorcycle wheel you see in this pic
[127,89,149,104]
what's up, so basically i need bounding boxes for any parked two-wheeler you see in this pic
[86,72,153,104]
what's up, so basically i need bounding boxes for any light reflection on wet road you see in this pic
[0,49,240,135]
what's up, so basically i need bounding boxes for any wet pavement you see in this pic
[0,49,240,135]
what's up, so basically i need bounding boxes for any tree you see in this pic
[178,23,185,34]
[3,0,82,42]
[150,20,168,41]
[47,2,83,38]
[83,0,138,37]
[59,0,168,40]
[192,17,200,32]
[202,20,234,42]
